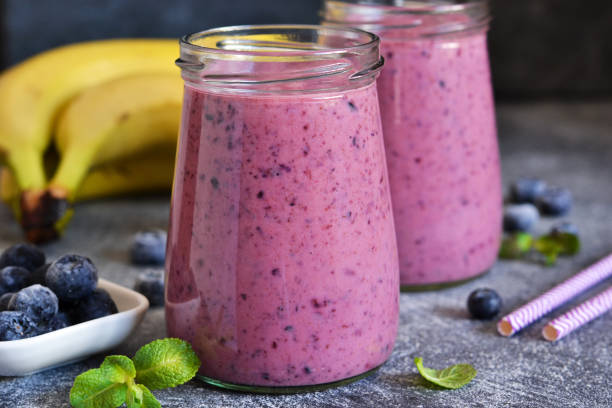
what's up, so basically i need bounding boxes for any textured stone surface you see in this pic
[1,101,611,407]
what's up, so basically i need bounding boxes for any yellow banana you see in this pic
[22,73,182,242]
[51,72,182,197]
[0,39,178,239]
[1,150,174,204]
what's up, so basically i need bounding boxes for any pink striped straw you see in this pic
[497,253,612,336]
[542,285,612,341]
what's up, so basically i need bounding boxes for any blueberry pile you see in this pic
[129,230,167,307]
[0,244,117,341]
[504,177,575,234]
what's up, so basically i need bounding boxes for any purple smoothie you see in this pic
[165,82,399,387]
[322,1,502,288]
[379,31,502,287]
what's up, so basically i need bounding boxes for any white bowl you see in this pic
[0,278,149,376]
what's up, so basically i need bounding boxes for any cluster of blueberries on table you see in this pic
[467,178,576,321]
[0,229,167,342]
[503,177,574,234]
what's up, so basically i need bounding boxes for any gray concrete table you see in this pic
[1,101,611,407]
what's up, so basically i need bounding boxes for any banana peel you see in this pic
[2,150,175,241]
[0,39,179,242]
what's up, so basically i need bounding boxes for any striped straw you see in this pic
[542,285,612,341]
[497,253,612,336]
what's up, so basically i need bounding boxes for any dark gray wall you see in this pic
[2,0,611,98]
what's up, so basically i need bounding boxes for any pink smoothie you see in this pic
[165,82,399,386]
[377,32,502,287]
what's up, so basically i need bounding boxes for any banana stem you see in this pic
[4,148,46,191]
[49,147,95,201]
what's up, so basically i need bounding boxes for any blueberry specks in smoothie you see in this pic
[311,298,328,308]
[204,113,215,122]
[210,177,219,189]
[438,80,446,88]
[284,325,293,331]
[257,190,264,199]
[240,293,247,300]
[259,164,291,178]
[303,366,312,374]
[347,101,358,112]
[271,268,280,276]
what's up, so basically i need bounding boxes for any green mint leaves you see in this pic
[70,338,200,408]
[134,338,201,390]
[499,232,533,259]
[533,232,580,265]
[414,357,477,389]
[499,232,580,265]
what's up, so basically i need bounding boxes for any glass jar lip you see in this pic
[176,24,384,94]
[180,24,380,59]
[321,1,491,36]
[324,0,488,16]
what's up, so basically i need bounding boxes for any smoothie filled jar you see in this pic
[165,25,399,393]
[322,1,502,290]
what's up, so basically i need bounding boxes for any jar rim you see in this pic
[324,0,488,16]
[180,24,379,59]
[321,0,491,36]
[176,24,384,94]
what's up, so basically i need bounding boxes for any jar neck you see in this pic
[177,25,383,95]
[321,1,491,39]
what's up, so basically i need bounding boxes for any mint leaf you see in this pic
[127,385,162,408]
[533,232,580,265]
[126,381,143,408]
[499,232,533,259]
[134,338,201,390]
[414,357,476,389]
[70,356,135,408]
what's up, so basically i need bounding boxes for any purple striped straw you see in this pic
[542,285,612,341]
[497,253,612,336]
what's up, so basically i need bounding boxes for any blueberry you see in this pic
[45,254,98,302]
[0,293,14,311]
[130,230,167,266]
[509,178,547,204]
[0,311,38,341]
[503,203,539,232]
[550,221,579,236]
[134,269,165,307]
[536,187,572,216]
[0,266,32,295]
[467,288,502,319]
[40,311,71,334]
[0,243,46,272]
[28,263,50,286]
[73,288,118,323]
[8,284,58,323]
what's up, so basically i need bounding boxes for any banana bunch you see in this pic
[0,39,183,243]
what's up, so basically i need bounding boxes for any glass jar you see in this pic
[322,1,502,290]
[165,25,399,393]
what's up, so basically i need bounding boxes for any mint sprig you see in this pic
[499,232,580,265]
[70,338,200,408]
[414,357,476,389]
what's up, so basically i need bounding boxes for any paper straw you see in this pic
[497,253,612,336]
[542,285,612,341]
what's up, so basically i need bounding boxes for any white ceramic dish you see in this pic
[0,278,149,376]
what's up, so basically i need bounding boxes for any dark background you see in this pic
[1,0,611,99]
